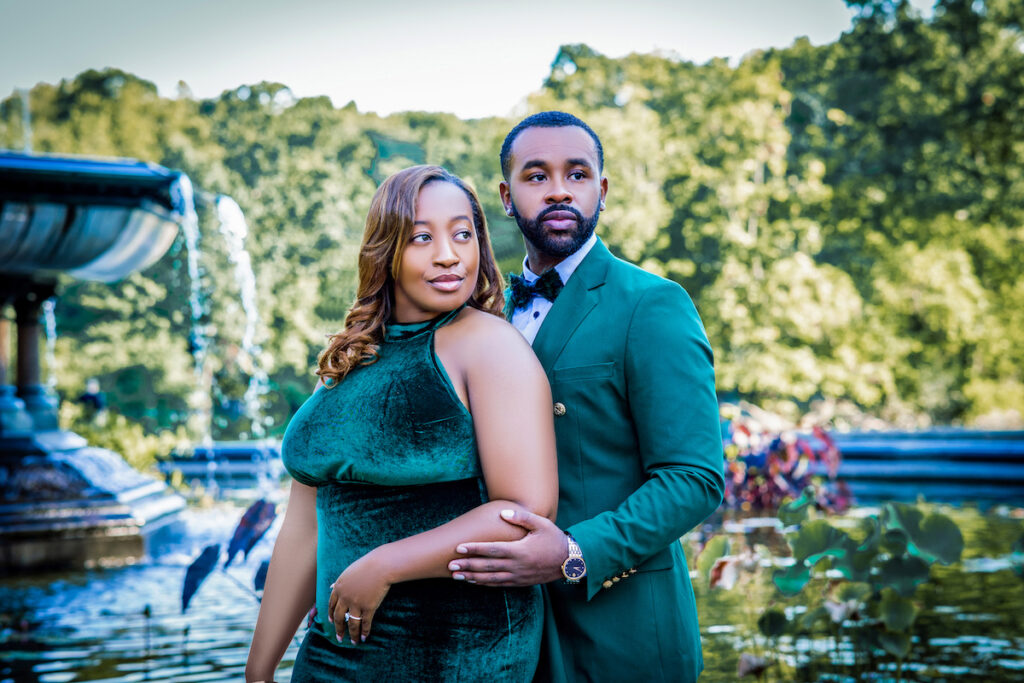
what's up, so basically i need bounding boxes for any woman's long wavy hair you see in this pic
[317,165,505,385]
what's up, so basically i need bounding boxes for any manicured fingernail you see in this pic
[467,579,477,584]
[330,583,335,589]
[453,573,465,581]
[328,614,332,623]
[336,634,343,643]
[501,509,515,519]
[456,545,467,554]
[351,638,357,645]
[449,562,461,570]
[361,635,367,642]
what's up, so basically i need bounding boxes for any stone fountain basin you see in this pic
[0,151,183,282]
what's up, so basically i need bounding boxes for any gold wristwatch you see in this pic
[561,533,587,584]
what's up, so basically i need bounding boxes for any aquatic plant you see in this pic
[721,402,851,513]
[698,493,966,681]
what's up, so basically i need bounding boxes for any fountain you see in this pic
[0,149,190,572]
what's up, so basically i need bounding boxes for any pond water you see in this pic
[2,499,1022,682]
[0,498,302,683]
[695,506,1024,682]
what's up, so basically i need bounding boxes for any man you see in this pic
[448,111,725,682]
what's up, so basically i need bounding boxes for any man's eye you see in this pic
[528,173,546,182]
[570,171,585,180]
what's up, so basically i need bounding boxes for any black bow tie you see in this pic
[508,269,564,311]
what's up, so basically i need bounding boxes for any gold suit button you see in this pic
[553,402,566,417]
[602,580,614,589]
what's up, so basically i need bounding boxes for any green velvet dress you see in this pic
[282,308,542,682]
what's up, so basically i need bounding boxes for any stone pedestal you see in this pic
[0,385,33,438]
[1,151,190,573]
[0,276,184,573]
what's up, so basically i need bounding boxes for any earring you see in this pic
[505,207,513,216]
[599,201,606,210]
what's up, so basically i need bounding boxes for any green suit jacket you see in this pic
[514,239,724,683]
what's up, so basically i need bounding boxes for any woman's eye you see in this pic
[411,233,431,243]
[454,229,473,241]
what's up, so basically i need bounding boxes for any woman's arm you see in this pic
[328,313,558,643]
[245,480,318,682]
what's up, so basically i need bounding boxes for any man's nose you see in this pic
[545,179,572,204]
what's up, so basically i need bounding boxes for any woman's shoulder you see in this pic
[439,307,535,364]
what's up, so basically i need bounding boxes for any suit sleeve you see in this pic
[567,281,725,601]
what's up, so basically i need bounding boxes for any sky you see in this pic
[0,0,935,120]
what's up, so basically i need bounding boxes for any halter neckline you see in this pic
[384,305,466,342]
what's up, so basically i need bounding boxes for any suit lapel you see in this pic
[531,239,612,371]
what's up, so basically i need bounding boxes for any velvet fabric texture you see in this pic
[282,309,542,681]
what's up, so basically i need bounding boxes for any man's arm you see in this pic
[569,282,724,598]
[451,281,725,597]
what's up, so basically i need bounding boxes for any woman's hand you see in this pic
[328,550,392,645]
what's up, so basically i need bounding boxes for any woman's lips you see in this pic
[429,274,464,292]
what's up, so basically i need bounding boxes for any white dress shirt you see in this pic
[510,232,598,344]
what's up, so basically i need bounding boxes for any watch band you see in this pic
[561,532,587,584]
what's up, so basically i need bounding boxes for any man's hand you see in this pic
[448,509,568,586]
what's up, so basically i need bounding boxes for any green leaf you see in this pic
[914,513,965,565]
[878,630,911,659]
[797,605,829,632]
[757,609,788,638]
[697,535,730,585]
[773,563,811,596]
[879,588,918,631]
[877,555,930,596]
[844,546,878,583]
[790,519,851,564]
[778,487,814,526]
[884,502,924,538]
[882,528,908,556]
[836,582,872,603]
[884,503,964,565]
[850,625,881,654]
[856,516,882,554]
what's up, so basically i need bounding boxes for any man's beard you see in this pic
[510,202,599,259]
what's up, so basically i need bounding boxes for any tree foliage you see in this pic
[1,0,1020,438]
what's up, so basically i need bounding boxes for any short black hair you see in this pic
[500,111,604,180]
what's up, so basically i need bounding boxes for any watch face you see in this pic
[563,557,587,580]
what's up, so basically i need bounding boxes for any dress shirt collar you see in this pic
[521,232,598,284]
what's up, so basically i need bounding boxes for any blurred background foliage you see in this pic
[1,0,1021,442]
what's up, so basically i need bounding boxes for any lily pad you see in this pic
[790,519,851,564]
[884,503,964,565]
[878,630,911,659]
[914,513,964,565]
[773,562,811,596]
[877,555,930,596]
[757,608,788,637]
[836,581,871,603]
[797,605,829,632]
[856,515,882,554]
[879,588,918,631]
[882,528,908,556]
[778,487,814,526]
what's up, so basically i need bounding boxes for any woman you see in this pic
[245,166,558,682]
